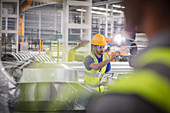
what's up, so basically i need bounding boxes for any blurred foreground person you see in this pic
[88,0,170,113]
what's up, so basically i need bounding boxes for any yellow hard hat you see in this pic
[91,34,107,46]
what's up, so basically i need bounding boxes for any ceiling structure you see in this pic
[19,0,122,8]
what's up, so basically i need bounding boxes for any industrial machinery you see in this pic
[2,36,16,54]
[0,50,134,113]
[128,33,148,67]
[0,52,98,113]
[10,63,97,113]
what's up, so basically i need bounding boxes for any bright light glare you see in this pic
[114,34,126,45]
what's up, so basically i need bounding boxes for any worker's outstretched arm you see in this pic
[90,51,120,71]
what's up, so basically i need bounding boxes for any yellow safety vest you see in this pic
[84,52,109,93]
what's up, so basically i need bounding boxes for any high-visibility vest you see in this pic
[84,52,109,93]
[108,47,170,112]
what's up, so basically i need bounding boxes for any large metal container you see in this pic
[12,63,97,112]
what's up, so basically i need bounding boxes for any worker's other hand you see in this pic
[99,82,107,86]
[110,51,120,61]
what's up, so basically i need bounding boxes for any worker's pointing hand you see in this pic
[110,51,120,61]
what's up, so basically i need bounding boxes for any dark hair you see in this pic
[149,0,170,20]
[123,0,170,31]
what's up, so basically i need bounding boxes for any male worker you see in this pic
[84,34,120,93]
[88,0,170,113]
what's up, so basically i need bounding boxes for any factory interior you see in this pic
[0,0,169,113]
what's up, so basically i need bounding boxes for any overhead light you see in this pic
[91,11,108,15]
[92,7,123,13]
[112,4,121,8]
[92,7,109,11]
[112,10,123,13]
[76,7,123,15]
[112,4,125,9]
[76,9,86,12]
[76,9,108,15]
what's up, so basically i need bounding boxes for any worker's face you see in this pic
[95,46,105,55]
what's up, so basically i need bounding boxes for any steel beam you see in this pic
[105,3,108,38]
[62,0,69,62]
[20,0,32,13]
[93,0,121,7]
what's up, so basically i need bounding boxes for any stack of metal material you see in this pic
[1,52,57,63]
[0,52,134,113]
